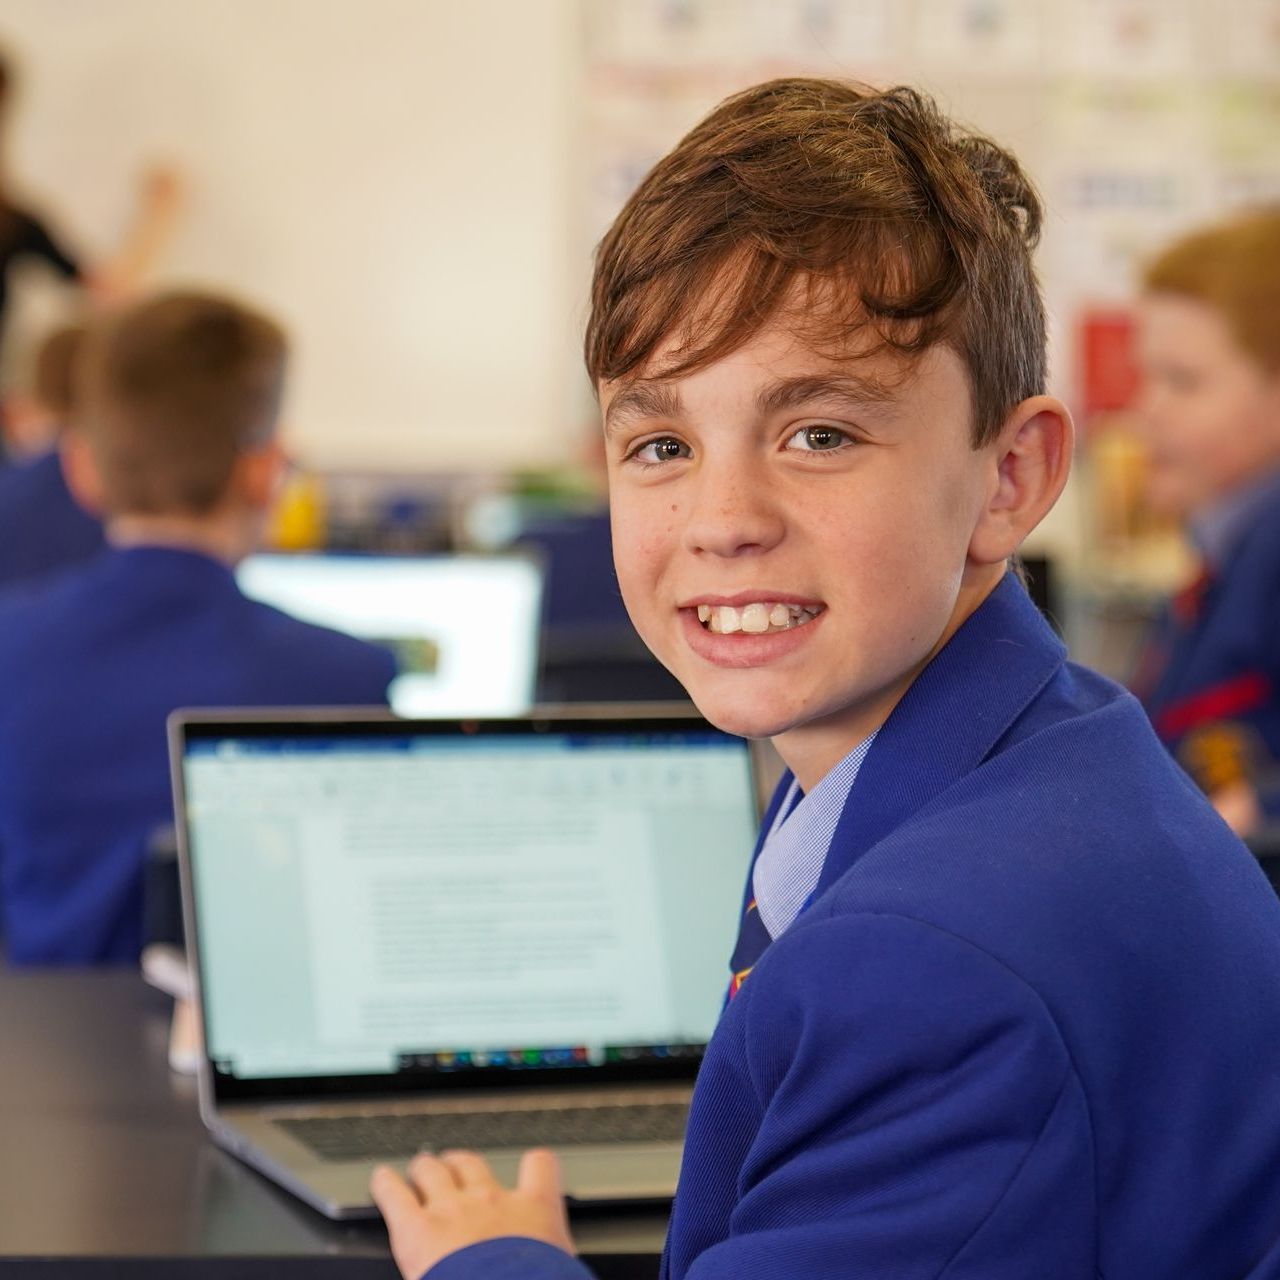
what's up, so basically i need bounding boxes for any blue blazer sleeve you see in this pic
[424,1237,596,1279]
[667,913,1095,1279]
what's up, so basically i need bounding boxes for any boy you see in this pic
[0,291,396,964]
[371,83,1280,1278]
[1130,210,1280,838]
[0,322,107,587]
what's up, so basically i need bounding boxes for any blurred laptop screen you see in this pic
[236,554,542,717]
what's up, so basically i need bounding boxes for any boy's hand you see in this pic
[371,1148,576,1279]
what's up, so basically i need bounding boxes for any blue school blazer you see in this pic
[0,449,105,588]
[429,575,1280,1280]
[0,545,397,964]
[1137,482,1280,816]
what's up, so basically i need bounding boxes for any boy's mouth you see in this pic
[696,601,824,635]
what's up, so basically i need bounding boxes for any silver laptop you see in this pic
[236,553,544,719]
[170,707,758,1220]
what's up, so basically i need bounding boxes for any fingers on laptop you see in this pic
[372,1147,564,1209]
[406,1151,460,1202]
[519,1150,573,1249]
[370,1163,443,1279]
[518,1148,563,1200]
[439,1149,499,1191]
[369,1163,421,1223]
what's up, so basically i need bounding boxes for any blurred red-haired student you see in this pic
[1131,208,1280,838]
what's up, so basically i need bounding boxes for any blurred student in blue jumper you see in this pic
[370,82,1280,1280]
[0,291,396,965]
[1131,209,1280,839]
[0,322,106,587]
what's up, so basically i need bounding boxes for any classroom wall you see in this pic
[0,0,585,472]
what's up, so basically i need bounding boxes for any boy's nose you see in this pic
[681,463,784,558]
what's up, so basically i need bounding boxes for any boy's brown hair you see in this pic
[77,290,287,516]
[1143,207,1280,373]
[586,79,1046,446]
[33,322,87,421]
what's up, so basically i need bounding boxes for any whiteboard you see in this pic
[0,0,587,472]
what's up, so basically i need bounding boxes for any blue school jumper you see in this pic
[1134,474,1280,815]
[0,545,397,964]
[428,575,1280,1280]
[0,449,105,588]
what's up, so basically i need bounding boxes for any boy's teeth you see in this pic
[700,602,821,634]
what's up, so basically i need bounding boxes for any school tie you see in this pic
[726,781,804,999]
[727,898,772,999]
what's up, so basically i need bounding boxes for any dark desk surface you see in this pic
[0,970,667,1278]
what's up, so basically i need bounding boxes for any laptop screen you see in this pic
[235,554,543,718]
[176,715,758,1099]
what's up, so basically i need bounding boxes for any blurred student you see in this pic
[1131,208,1280,837]
[0,291,397,965]
[0,48,182,458]
[0,322,105,587]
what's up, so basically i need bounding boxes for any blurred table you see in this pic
[0,970,667,1277]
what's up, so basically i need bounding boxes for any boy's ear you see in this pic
[968,395,1074,566]
[59,431,108,517]
[236,439,288,510]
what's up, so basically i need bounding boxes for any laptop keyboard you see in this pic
[276,1100,691,1162]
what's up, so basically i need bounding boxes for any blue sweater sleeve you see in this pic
[423,1236,597,1279]
[667,913,1096,1279]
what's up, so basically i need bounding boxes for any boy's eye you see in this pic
[785,425,851,452]
[631,437,691,464]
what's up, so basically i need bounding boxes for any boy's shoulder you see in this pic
[0,553,149,689]
[807,652,1272,994]
[0,550,104,630]
[773,575,1274,998]
[235,588,398,681]
[0,548,395,693]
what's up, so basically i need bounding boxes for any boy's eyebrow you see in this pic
[756,373,899,417]
[602,370,898,437]
[603,381,684,437]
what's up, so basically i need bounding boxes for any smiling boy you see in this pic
[372,81,1280,1279]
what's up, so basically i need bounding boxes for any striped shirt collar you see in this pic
[752,732,877,940]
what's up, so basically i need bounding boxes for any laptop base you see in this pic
[216,1103,684,1221]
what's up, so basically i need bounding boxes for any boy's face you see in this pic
[1135,293,1280,518]
[602,319,1000,769]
